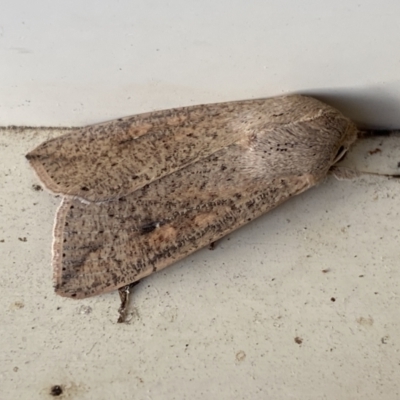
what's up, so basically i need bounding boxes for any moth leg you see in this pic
[329,166,361,180]
[117,281,140,323]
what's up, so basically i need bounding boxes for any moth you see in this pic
[26,95,358,322]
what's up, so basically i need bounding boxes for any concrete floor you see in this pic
[1,126,400,399]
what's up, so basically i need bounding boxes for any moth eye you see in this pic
[333,145,347,163]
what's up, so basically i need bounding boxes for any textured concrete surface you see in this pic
[1,127,400,399]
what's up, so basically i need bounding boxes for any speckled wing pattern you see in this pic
[27,95,358,298]
[27,95,352,202]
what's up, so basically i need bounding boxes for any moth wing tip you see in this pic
[54,284,89,299]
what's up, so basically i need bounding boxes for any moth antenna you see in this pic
[357,129,396,138]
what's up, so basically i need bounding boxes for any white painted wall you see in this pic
[2,0,400,127]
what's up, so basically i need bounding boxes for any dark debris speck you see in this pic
[50,385,63,396]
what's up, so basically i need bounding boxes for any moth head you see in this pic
[331,122,358,165]
[240,114,359,183]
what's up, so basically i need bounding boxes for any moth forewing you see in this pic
[26,95,356,202]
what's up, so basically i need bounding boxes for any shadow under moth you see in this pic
[26,94,361,322]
